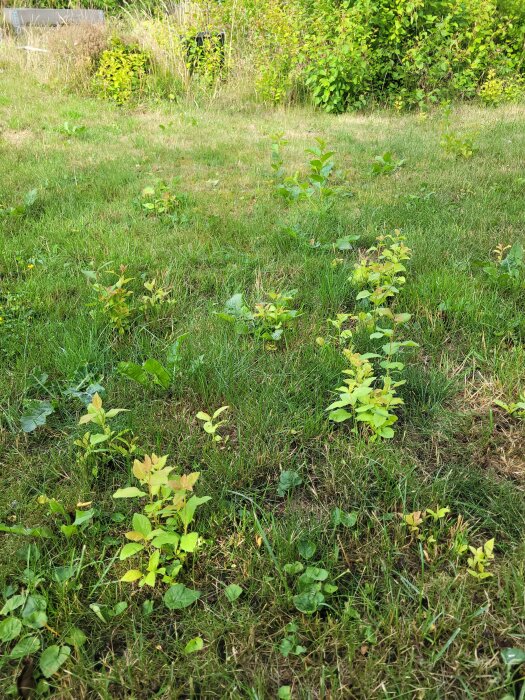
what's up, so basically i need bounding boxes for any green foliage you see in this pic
[479,70,524,105]
[494,394,525,420]
[467,538,495,580]
[113,454,210,593]
[74,393,136,475]
[271,135,336,202]
[118,333,188,391]
[327,231,417,441]
[218,290,301,347]
[139,181,188,223]
[248,0,525,111]
[277,469,303,497]
[279,622,306,658]
[475,242,525,291]
[327,348,405,440]
[196,406,230,444]
[440,131,477,159]
[371,151,406,176]
[94,38,150,104]
[20,400,55,433]
[118,334,188,391]
[0,578,70,683]
[85,266,134,335]
[140,276,176,311]
[0,188,38,218]
[401,506,494,576]
[58,122,87,138]
[284,561,338,615]
[224,583,243,604]
[185,31,225,88]
[85,265,176,334]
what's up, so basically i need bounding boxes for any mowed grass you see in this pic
[1,62,525,699]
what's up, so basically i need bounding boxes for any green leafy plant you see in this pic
[85,266,134,335]
[0,188,38,218]
[316,312,354,348]
[371,151,406,176]
[479,70,523,106]
[0,572,71,684]
[113,453,210,593]
[74,393,136,475]
[196,406,230,444]
[63,365,105,407]
[139,181,188,223]
[327,348,405,441]
[279,622,306,658]
[440,131,477,159]
[94,38,150,104]
[475,242,524,291]
[284,562,338,615]
[271,135,337,203]
[277,470,303,497]
[20,400,55,433]
[494,394,525,419]
[467,538,495,580]
[218,291,301,348]
[224,583,243,604]
[118,334,188,391]
[402,506,475,563]
[327,231,417,441]
[139,276,176,311]
[58,122,87,138]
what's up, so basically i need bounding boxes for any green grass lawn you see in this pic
[1,64,525,699]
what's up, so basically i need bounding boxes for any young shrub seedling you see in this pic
[494,394,525,419]
[474,242,524,291]
[371,151,406,176]
[196,406,230,443]
[139,277,176,312]
[270,134,337,203]
[0,188,38,218]
[440,131,477,159]
[467,538,495,580]
[139,181,188,223]
[85,266,134,335]
[327,231,417,441]
[74,393,136,476]
[58,122,87,138]
[218,291,301,348]
[113,454,210,595]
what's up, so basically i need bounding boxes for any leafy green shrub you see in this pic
[326,231,418,441]
[138,181,188,223]
[217,290,301,347]
[113,454,210,593]
[271,134,337,202]
[479,70,524,105]
[246,0,525,111]
[474,242,524,290]
[94,38,150,104]
[75,393,137,475]
[372,152,406,176]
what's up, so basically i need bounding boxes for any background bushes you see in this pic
[6,0,525,111]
